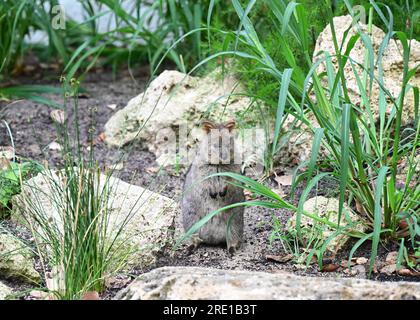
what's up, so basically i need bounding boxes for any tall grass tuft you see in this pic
[15,78,132,299]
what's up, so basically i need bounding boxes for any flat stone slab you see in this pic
[115,266,420,300]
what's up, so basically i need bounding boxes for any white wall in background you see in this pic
[26,0,158,45]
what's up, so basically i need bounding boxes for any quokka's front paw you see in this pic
[219,185,228,197]
[209,185,227,198]
[209,191,218,199]
[209,186,218,198]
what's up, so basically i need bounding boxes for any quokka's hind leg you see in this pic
[186,234,203,254]
[226,209,244,256]
[227,233,241,256]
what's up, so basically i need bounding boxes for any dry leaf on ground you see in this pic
[321,264,340,272]
[266,254,294,263]
[385,251,398,265]
[398,268,420,277]
[274,175,293,186]
[146,166,159,174]
[82,291,100,300]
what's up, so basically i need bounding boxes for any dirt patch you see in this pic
[0,71,418,300]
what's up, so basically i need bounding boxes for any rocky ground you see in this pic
[115,266,420,300]
[0,68,418,300]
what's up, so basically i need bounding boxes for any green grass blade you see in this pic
[369,166,389,275]
[207,0,216,45]
[281,1,299,37]
[307,128,325,179]
[338,104,351,227]
[271,68,293,156]
[175,200,278,248]
[0,85,63,108]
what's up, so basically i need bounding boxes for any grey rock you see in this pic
[0,233,41,283]
[288,15,420,167]
[115,266,420,300]
[314,15,419,126]
[104,67,267,170]
[0,281,13,300]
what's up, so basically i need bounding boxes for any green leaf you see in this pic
[271,68,293,156]
[207,0,216,44]
[0,85,63,108]
[338,104,351,227]
[369,166,388,275]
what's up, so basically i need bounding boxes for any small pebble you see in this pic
[107,104,118,110]
[356,257,368,265]
[48,141,62,151]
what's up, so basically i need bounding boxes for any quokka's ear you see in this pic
[224,119,236,132]
[201,120,216,133]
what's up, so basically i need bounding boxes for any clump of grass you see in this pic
[14,78,134,299]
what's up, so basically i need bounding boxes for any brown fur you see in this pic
[181,120,244,254]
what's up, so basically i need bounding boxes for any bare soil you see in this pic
[0,70,418,299]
